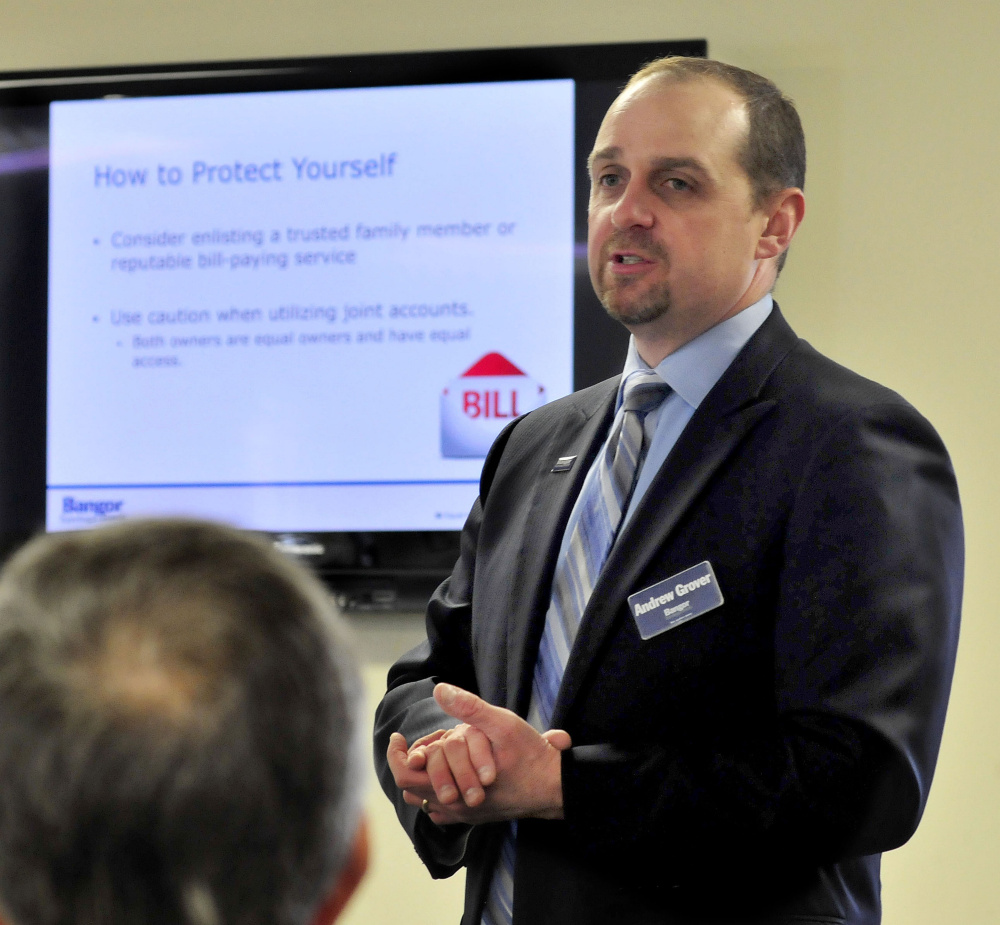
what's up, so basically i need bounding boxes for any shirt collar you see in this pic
[618,294,773,410]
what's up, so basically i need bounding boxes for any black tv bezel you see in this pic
[0,39,707,607]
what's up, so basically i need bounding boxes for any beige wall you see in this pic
[4,2,998,922]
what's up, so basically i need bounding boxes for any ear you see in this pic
[310,815,370,925]
[754,187,805,262]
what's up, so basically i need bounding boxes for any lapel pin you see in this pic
[551,456,577,473]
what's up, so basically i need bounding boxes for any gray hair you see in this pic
[0,518,365,925]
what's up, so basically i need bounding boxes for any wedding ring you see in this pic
[421,798,431,814]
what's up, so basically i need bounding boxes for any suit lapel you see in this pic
[504,382,618,715]
[550,308,800,726]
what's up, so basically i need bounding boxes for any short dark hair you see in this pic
[0,518,364,925]
[626,56,806,272]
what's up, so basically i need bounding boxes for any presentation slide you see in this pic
[46,80,575,532]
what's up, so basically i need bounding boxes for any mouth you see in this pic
[608,250,655,274]
[615,254,646,265]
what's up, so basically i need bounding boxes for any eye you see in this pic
[665,177,691,192]
[597,172,623,189]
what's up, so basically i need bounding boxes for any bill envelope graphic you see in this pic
[441,352,546,458]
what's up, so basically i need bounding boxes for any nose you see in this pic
[610,180,655,230]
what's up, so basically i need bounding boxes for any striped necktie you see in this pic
[481,369,670,925]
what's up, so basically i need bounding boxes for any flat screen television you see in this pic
[0,38,706,608]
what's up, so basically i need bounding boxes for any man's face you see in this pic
[587,76,772,352]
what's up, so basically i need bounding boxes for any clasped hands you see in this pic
[387,683,572,826]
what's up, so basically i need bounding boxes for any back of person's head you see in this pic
[0,518,367,925]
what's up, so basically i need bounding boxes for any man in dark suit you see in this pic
[374,56,963,925]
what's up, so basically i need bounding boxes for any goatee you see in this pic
[595,230,672,326]
[599,280,672,326]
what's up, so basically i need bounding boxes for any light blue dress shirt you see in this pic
[619,294,774,529]
[556,295,774,560]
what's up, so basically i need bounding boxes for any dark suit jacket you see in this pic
[374,307,963,925]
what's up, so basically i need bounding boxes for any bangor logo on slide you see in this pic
[61,496,126,524]
[440,353,546,458]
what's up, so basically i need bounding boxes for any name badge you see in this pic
[628,561,724,640]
